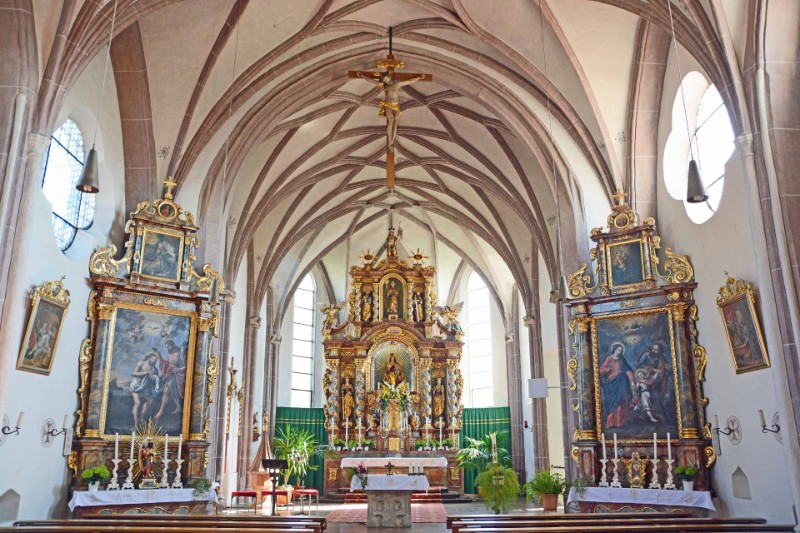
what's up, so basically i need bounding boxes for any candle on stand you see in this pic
[130,431,136,460]
[653,433,657,459]
[438,418,443,443]
[452,416,456,427]
[114,433,119,459]
[345,421,349,445]
[177,433,182,458]
[164,434,169,461]
[62,414,69,429]
[666,432,671,460]
[601,433,607,458]
[426,416,430,427]
[16,411,25,428]
[758,409,766,427]
[357,417,361,430]
[613,433,618,460]
[714,415,719,429]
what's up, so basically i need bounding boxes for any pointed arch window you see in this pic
[40,119,96,251]
[467,272,493,407]
[291,274,316,407]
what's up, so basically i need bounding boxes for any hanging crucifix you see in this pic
[349,27,432,189]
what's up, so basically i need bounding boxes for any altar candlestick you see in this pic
[653,433,657,459]
[613,433,618,460]
[16,411,24,428]
[714,415,719,429]
[164,434,169,461]
[667,432,671,460]
[491,433,498,464]
[358,417,361,430]
[426,416,430,427]
[758,409,766,427]
[114,433,119,459]
[130,431,136,460]
[345,421,349,445]
[452,416,456,427]
[438,418,443,443]
[177,433,182,458]
[62,414,69,429]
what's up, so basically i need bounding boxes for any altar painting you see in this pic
[102,304,196,436]
[607,240,645,287]
[139,229,184,282]
[372,341,414,389]
[593,310,678,439]
[17,295,67,375]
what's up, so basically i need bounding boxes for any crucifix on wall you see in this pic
[349,27,432,189]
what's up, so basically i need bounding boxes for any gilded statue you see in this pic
[362,291,373,322]
[435,303,463,332]
[355,73,426,153]
[341,378,355,421]
[432,377,445,419]
[384,354,405,385]
[386,280,400,315]
[411,291,424,322]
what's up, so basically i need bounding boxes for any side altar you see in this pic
[322,229,465,495]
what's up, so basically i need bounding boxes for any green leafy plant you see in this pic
[456,430,512,478]
[348,440,359,450]
[334,438,346,448]
[362,438,375,448]
[191,477,212,497]
[568,475,592,497]
[523,469,567,504]
[674,465,698,481]
[414,438,427,449]
[272,425,322,486]
[81,465,110,484]
[475,463,520,514]
[442,437,454,449]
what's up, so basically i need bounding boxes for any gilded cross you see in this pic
[612,189,628,207]
[163,175,178,200]
[349,27,432,189]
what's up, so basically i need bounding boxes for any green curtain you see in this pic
[274,406,326,491]
[460,406,511,494]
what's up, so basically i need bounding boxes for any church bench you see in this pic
[447,512,692,528]
[1,527,316,533]
[456,524,796,533]
[14,519,321,533]
[81,514,326,529]
[450,517,769,533]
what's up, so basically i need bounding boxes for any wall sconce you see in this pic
[2,411,25,436]
[758,410,780,434]
[523,420,533,433]
[46,415,70,438]
[713,414,733,436]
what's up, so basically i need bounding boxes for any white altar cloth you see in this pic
[68,488,218,511]
[567,487,715,510]
[341,456,447,469]
[350,474,430,492]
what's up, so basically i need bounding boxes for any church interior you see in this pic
[0,0,799,531]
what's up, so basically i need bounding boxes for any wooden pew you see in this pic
[0,528,315,533]
[460,521,794,533]
[451,517,769,533]
[14,519,321,533]
[82,513,325,526]
[447,512,692,529]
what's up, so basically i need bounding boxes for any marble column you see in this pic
[419,356,432,420]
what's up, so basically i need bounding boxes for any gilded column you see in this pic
[325,358,340,432]
[419,354,432,420]
[355,354,367,423]
[84,297,115,436]
[190,305,218,439]
[570,315,596,440]
[669,301,700,438]
[446,358,460,426]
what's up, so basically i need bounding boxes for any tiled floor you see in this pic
[229,498,548,532]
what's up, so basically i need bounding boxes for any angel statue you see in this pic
[435,302,464,333]
[319,302,345,332]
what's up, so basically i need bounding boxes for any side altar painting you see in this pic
[320,228,465,495]
[565,191,713,490]
[69,178,224,492]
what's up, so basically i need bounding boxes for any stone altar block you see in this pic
[351,474,429,527]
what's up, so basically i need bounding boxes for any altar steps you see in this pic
[321,486,473,504]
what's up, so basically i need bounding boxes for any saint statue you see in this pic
[362,291,373,322]
[356,72,426,153]
[383,354,405,385]
[432,377,445,419]
[386,280,400,316]
[341,378,355,421]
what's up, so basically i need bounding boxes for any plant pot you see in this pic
[364,446,369,451]
[541,493,558,512]
[336,446,342,451]
[88,481,100,492]
[682,480,694,492]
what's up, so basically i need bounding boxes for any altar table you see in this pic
[350,474,430,527]
[567,487,715,516]
[341,456,448,469]
[68,488,218,516]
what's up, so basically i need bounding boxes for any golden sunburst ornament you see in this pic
[409,248,428,265]
[359,249,375,265]
[121,420,166,482]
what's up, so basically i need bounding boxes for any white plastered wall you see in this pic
[656,50,795,522]
[0,51,124,523]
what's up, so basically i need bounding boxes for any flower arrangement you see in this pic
[349,462,369,490]
[378,380,410,411]
[81,465,110,485]
[191,477,213,497]
[674,465,698,481]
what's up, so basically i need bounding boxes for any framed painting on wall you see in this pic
[16,279,70,375]
[606,240,645,287]
[100,302,196,436]
[592,308,680,440]
[138,228,184,282]
[717,274,769,374]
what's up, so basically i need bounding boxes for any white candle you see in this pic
[345,422,349,445]
[16,411,24,428]
[114,433,119,459]
[62,414,69,429]
[653,433,657,460]
[452,416,456,427]
[601,434,607,458]
[758,410,766,427]
[130,431,136,460]
[613,433,618,460]
[667,432,671,460]
[357,416,361,430]
[439,418,443,442]
[177,434,182,458]
[164,434,169,461]
[714,415,719,429]
[426,416,430,427]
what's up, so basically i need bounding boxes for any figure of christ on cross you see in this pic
[349,29,432,188]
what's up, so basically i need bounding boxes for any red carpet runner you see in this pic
[326,502,447,523]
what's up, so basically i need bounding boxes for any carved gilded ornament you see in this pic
[668,302,687,322]
[88,244,131,277]
[97,304,115,321]
[570,446,580,466]
[694,346,707,382]
[68,451,79,479]
[86,290,97,322]
[198,308,219,337]
[186,263,225,294]
[206,354,219,405]
[702,423,713,441]
[75,338,92,438]
[566,358,578,391]
[704,446,716,468]
[607,189,638,230]
[566,263,595,298]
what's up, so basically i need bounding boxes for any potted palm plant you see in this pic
[475,463,520,514]
[456,430,512,482]
[523,469,567,512]
[272,425,324,491]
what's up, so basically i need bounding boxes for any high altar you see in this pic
[322,229,465,495]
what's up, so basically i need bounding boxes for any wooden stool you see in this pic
[230,490,258,514]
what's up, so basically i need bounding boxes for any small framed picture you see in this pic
[138,228,184,282]
[717,275,769,374]
[606,240,645,287]
[16,279,70,375]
